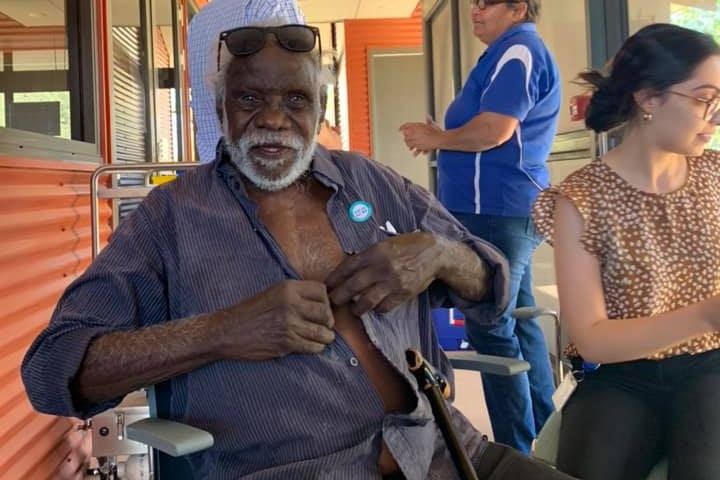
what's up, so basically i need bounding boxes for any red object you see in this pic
[570,95,591,121]
[450,317,465,327]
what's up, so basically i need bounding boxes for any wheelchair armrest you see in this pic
[447,351,530,376]
[126,418,214,457]
[512,306,558,322]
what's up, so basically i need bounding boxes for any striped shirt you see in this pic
[21,146,509,479]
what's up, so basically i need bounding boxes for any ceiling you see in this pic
[295,0,418,23]
[0,0,419,27]
[0,0,64,26]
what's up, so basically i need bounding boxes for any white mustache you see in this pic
[237,132,305,151]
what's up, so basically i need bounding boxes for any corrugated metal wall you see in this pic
[344,6,423,156]
[0,157,111,480]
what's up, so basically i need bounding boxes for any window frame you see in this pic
[0,0,102,162]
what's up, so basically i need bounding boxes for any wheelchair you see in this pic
[83,163,534,479]
[81,341,533,479]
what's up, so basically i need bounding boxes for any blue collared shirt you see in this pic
[438,23,561,217]
[22,146,509,479]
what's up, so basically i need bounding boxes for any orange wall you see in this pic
[344,5,423,156]
[0,1,113,478]
[0,158,112,480]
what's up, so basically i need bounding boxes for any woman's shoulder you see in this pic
[539,161,608,206]
[533,160,614,253]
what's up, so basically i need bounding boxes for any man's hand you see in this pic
[217,280,336,360]
[325,232,445,316]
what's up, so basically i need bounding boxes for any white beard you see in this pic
[222,125,316,192]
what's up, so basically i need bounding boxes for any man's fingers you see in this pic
[295,298,335,328]
[292,319,336,345]
[291,280,331,304]
[293,336,332,354]
[325,252,368,290]
[350,285,390,317]
[328,267,379,306]
[375,295,404,314]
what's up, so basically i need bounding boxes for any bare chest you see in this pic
[253,187,346,281]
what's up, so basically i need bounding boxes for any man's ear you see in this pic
[510,2,529,22]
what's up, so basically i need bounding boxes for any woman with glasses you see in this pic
[401,0,559,456]
[534,23,720,480]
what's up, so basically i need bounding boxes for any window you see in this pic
[537,0,590,134]
[0,0,97,158]
[628,0,720,148]
[152,0,181,163]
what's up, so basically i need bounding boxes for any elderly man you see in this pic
[21,12,575,480]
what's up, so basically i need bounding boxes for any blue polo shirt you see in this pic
[437,23,560,216]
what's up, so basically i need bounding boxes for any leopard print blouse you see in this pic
[533,149,720,360]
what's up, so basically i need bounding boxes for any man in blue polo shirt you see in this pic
[401,0,560,455]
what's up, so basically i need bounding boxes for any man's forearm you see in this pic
[73,314,221,405]
[435,238,492,301]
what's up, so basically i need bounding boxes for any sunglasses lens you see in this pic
[225,29,265,56]
[276,26,317,52]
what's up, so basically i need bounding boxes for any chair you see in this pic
[515,307,669,480]
[126,382,213,478]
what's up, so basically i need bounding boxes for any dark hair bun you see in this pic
[575,24,720,133]
[578,70,631,133]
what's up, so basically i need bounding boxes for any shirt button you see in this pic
[349,357,359,367]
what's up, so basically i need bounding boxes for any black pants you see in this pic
[557,349,720,480]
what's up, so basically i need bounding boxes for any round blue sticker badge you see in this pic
[348,201,373,223]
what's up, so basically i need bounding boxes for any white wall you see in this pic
[536,0,589,134]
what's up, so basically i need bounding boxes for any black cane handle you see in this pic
[406,349,479,480]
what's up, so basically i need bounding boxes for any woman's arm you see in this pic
[554,195,716,363]
[400,112,518,153]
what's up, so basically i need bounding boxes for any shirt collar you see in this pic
[310,144,344,188]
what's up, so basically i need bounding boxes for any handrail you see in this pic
[90,162,202,258]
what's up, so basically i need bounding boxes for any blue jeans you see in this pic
[453,212,555,455]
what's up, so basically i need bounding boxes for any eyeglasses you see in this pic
[469,0,524,9]
[667,90,720,121]
[217,24,321,70]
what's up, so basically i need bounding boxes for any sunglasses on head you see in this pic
[470,0,524,9]
[217,24,321,70]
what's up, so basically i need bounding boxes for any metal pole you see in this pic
[90,162,201,259]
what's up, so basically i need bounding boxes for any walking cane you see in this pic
[406,349,479,480]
